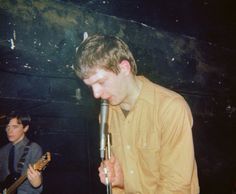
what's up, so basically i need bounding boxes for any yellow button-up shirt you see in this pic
[108,76,199,194]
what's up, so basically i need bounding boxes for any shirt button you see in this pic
[126,145,131,149]
[130,170,134,174]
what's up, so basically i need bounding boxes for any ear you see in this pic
[23,125,29,133]
[118,60,131,75]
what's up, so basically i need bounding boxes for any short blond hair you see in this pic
[74,35,137,79]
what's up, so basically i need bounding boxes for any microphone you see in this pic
[100,99,109,160]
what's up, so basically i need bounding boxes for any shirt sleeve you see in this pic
[157,96,196,194]
[18,142,43,194]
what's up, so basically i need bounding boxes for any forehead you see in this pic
[8,118,21,125]
[83,68,109,85]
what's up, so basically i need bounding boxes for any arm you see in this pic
[158,97,197,193]
[26,142,43,189]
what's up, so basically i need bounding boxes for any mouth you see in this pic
[107,96,112,101]
[101,96,112,102]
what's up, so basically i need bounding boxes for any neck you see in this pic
[13,135,25,145]
[120,76,142,111]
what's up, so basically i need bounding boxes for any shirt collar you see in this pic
[13,136,29,149]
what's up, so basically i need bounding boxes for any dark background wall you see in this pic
[0,0,235,194]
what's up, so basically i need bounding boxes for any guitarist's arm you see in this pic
[18,142,43,193]
[27,164,42,188]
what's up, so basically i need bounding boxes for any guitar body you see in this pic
[0,173,20,194]
[0,152,51,194]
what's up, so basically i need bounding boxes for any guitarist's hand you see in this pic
[27,164,42,188]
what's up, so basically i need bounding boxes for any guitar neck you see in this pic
[6,174,27,194]
[2,152,51,194]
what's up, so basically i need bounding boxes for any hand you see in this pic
[98,155,124,189]
[27,164,42,188]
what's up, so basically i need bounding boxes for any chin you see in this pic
[109,99,121,106]
[8,137,15,142]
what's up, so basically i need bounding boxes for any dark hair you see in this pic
[6,111,31,127]
[74,35,137,79]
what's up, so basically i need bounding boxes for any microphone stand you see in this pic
[100,99,112,194]
[104,132,112,194]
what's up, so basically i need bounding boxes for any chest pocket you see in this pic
[136,129,161,173]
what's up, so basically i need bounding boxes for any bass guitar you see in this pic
[0,152,51,194]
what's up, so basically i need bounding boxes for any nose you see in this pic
[92,84,102,99]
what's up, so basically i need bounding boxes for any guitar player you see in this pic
[0,111,43,194]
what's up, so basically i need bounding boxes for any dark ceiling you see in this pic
[66,0,236,50]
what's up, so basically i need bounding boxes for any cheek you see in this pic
[115,80,124,92]
[13,130,24,137]
[108,78,121,89]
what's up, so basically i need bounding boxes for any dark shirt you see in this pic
[0,137,43,194]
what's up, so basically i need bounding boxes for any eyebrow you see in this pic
[84,74,106,85]
[84,78,96,85]
[6,124,21,128]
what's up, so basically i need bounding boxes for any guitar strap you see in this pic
[16,141,31,174]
